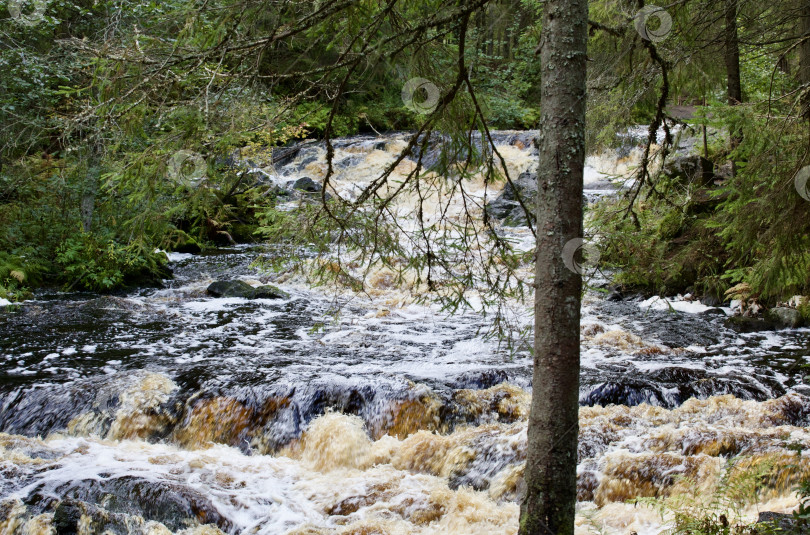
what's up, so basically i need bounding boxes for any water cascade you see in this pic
[2,132,809,534]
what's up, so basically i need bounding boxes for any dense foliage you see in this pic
[588,0,810,303]
[0,0,808,303]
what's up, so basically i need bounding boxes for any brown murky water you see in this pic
[2,133,809,534]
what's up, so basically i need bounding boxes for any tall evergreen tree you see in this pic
[801,0,810,118]
[520,0,587,532]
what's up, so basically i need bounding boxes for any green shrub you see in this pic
[0,252,38,301]
[55,232,167,291]
[593,101,809,301]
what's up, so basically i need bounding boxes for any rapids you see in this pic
[2,132,810,534]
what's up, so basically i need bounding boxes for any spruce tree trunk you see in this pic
[519,0,587,533]
[724,0,742,176]
[800,0,810,118]
[725,0,742,106]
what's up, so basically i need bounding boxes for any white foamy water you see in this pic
[2,131,809,534]
[639,295,725,314]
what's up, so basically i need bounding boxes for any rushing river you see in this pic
[2,133,810,535]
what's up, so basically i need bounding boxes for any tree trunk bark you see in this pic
[724,0,743,177]
[519,0,587,533]
[725,0,742,106]
[800,0,810,118]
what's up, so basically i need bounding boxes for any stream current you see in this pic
[2,132,810,535]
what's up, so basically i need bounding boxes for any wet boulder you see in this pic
[485,170,538,226]
[206,280,255,298]
[284,177,332,202]
[335,155,364,169]
[49,476,233,533]
[173,239,202,254]
[290,176,321,193]
[485,195,518,221]
[723,315,777,333]
[73,297,147,320]
[765,307,804,329]
[501,170,538,202]
[448,369,510,390]
[272,144,304,168]
[296,155,319,170]
[581,381,669,407]
[698,307,726,316]
[252,285,290,299]
[206,280,289,299]
[53,499,88,534]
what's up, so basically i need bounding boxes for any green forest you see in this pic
[1,0,808,305]
[2,1,810,534]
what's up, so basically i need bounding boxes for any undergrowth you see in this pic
[593,105,810,303]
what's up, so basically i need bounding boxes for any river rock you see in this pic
[173,241,202,254]
[700,289,723,307]
[291,176,321,192]
[297,155,319,170]
[723,316,776,333]
[49,476,233,532]
[485,170,537,226]
[252,285,290,299]
[503,170,538,199]
[662,155,714,187]
[207,280,255,298]
[449,369,509,389]
[206,280,288,299]
[53,499,85,534]
[284,177,332,202]
[272,144,303,167]
[78,296,146,315]
[766,307,804,329]
[485,195,519,221]
[699,307,726,316]
[756,511,798,531]
[336,155,364,169]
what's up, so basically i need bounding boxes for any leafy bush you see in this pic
[55,232,168,291]
[793,478,810,529]
[635,456,801,535]
[593,102,809,301]
[0,252,38,301]
[592,193,726,297]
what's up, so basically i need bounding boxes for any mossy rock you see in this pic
[765,307,804,329]
[656,211,685,240]
[662,155,714,187]
[229,223,259,243]
[172,237,202,254]
[253,284,290,299]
